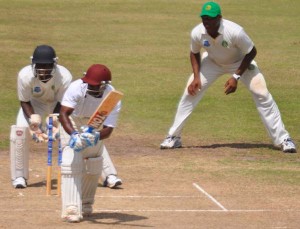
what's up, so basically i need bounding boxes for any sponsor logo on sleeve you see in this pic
[203,40,210,47]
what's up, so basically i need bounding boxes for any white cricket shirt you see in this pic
[61,79,121,128]
[190,19,254,65]
[18,65,72,105]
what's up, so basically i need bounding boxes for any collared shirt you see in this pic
[61,79,121,128]
[17,64,72,105]
[190,19,254,65]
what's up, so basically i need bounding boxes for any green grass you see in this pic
[0,0,299,151]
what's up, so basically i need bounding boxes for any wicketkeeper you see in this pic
[59,64,122,222]
[10,45,72,188]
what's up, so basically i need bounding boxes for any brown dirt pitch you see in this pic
[0,134,299,229]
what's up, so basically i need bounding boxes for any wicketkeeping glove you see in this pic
[29,114,48,143]
[46,114,60,140]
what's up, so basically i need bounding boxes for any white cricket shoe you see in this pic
[160,136,182,149]
[12,177,27,189]
[103,175,122,188]
[62,206,82,223]
[281,138,297,153]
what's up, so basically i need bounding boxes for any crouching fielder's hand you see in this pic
[29,114,48,142]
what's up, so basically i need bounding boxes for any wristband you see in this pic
[71,131,79,136]
[232,73,241,80]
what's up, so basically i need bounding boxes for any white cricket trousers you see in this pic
[168,54,290,146]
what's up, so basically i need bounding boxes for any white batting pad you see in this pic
[101,145,117,182]
[10,125,29,180]
[61,146,83,220]
[82,156,103,215]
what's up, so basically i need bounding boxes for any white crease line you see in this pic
[93,209,300,213]
[193,183,228,211]
[0,209,299,213]
[0,195,201,198]
[95,195,200,198]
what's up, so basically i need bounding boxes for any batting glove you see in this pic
[29,114,48,143]
[80,132,100,147]
[80,125,96,133]
[69,131,85,152]
[80,125,100,146]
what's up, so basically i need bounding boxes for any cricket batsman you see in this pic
[59,64,122,222]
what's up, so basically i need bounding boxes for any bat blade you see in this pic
[87,90,123,130]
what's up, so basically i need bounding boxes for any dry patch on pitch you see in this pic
[0,134,299,228]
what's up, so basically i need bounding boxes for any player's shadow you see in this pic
[28,181,124,189]
[27,179,58,188]
[183,142,278,150]
[98,184,123,189]
[28,180,124,189]
[83,212,151,227]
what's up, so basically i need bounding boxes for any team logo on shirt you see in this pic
[203,40,210,47]
[222,40,229,47]
[33,87,41,93]
[51,85,55,90]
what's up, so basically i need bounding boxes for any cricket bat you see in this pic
[87,90,123,132]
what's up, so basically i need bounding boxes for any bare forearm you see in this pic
[190,52,201,77]
[20,101,35,119]
[59,106,76,135]
[60,116,75,135]
[99,126,114,140]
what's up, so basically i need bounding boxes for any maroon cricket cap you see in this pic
[82,64,112,86]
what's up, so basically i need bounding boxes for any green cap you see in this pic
[200,2,221,18]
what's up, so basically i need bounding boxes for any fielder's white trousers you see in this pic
[167,53,290,146]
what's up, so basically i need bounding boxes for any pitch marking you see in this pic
[95,195,200,198]
[0,209,299,213]
[93,209,300,213]
[193,182,228,211]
